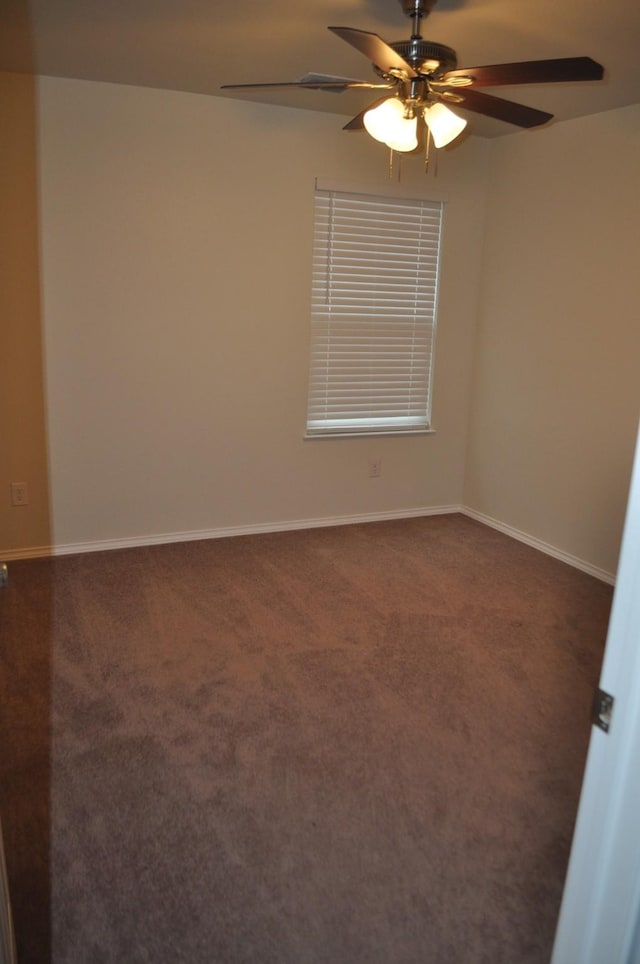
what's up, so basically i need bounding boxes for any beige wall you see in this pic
[37,76,489,550]
[464,105,640,575]
[0,72,50,554]
[5,71,638,577]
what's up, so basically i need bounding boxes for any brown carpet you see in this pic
[0,514,612,963]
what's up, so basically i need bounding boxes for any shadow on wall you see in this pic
[1,8,53,959]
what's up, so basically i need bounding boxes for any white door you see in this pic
[552,420,640,964]
[0,816,17,964]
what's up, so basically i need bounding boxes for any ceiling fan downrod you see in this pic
[398,0,438,38]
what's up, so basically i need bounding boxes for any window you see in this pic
[306,182,443,437]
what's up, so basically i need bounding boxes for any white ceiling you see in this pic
[2,0,639,137]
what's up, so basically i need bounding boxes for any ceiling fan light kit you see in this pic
[222,0,604,168]
[362,97,465,152]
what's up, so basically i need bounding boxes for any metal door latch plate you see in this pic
[591,687,614,733]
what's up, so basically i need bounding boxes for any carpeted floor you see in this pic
[0,514,613,963]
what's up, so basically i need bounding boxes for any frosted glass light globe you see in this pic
[423,102,467,148]
[364,99,418,153]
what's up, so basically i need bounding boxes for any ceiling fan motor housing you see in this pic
[374,40,458,78]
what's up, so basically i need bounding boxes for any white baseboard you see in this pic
[0,545,52,562]
[460,506,616,585]
[0,504,461,562]
[1,503,616,584]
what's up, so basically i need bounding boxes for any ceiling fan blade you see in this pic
[443,57,604,88]
[298,72,396,91]
[221,79,392,93]
[342,96,393,131]
[343,113,366,131]
[443,88,553,127]
[328,26,418,78]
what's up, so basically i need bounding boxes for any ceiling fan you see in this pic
[221,0,604,154]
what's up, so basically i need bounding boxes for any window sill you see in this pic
[304,429,436,440]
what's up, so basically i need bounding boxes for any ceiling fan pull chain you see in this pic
[424,126,431,173]
[387,147,406,182]
[390,150,404,182]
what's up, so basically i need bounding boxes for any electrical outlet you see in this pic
[10,482,29,506]
[368,459,382,478]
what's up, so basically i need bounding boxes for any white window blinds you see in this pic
[306,186,443,436]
